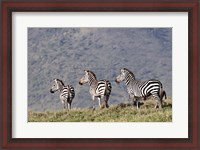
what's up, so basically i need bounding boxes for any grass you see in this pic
[28,98,172,122]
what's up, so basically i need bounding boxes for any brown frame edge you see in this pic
[1,0,199,149]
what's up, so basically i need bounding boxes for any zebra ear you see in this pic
[84,70,88,73]
[121,68,126,74]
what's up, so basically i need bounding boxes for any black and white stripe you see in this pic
[50,78,75,109]
[115,68,166,109]
[79,70,112,109]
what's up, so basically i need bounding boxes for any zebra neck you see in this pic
[59,85,65,92]
[89,79,98,87]
[125,78,134,86]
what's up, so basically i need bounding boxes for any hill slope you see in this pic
[29,98,172,122]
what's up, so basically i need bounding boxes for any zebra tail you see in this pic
[104,80,111,94]
[159,82,163,101]
[163,90,167,99]
[159,82,167,100]
[67,85,72,100]
[105,81,108,94]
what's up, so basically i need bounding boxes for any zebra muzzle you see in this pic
[115,79,120,84]
[50,89,54,93]
[79,81,83,85]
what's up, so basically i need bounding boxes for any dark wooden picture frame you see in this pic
[1,0,199,149]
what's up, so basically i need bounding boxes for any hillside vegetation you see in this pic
[28,98,172,122]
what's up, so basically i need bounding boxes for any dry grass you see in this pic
[28,97,172,122]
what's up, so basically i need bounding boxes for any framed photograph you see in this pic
[1,0,199,149]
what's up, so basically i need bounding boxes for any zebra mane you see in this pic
[123,68,135,79]
[85,70,97,79]
[55,78,65,86]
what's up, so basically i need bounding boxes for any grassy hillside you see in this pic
[28,98,172,122]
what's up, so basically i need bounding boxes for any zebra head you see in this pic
[115,68,135,84]
[50,79,64,93]
[79,70,97,85]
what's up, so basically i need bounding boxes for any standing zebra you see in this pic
[50,79,75,109]
[115,68,166,109]
[79,70,112,109]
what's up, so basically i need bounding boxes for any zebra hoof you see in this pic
[105,104,109,108]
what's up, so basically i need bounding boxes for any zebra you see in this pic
[115,68,166,109]
[50,78,75,109]
[79,70,112,109]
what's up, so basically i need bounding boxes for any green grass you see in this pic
[28,98,172,122]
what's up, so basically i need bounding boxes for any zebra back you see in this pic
[96,80,112,96]
[66,84,75,99]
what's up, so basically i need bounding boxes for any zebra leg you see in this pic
[102,95,109,108]
[156,100,162,109]
[92,95,95,110]
[131,95,136,107]
[159,97,162,109]
[98,97,102,108]
[63,102,66,109]
[154,95,162,109]
[105,95,109,108]
[67,102,71,110]
[70,101,72,109]
[128,95,131,102]
[135,98,140,109]
[105,101,109,108]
